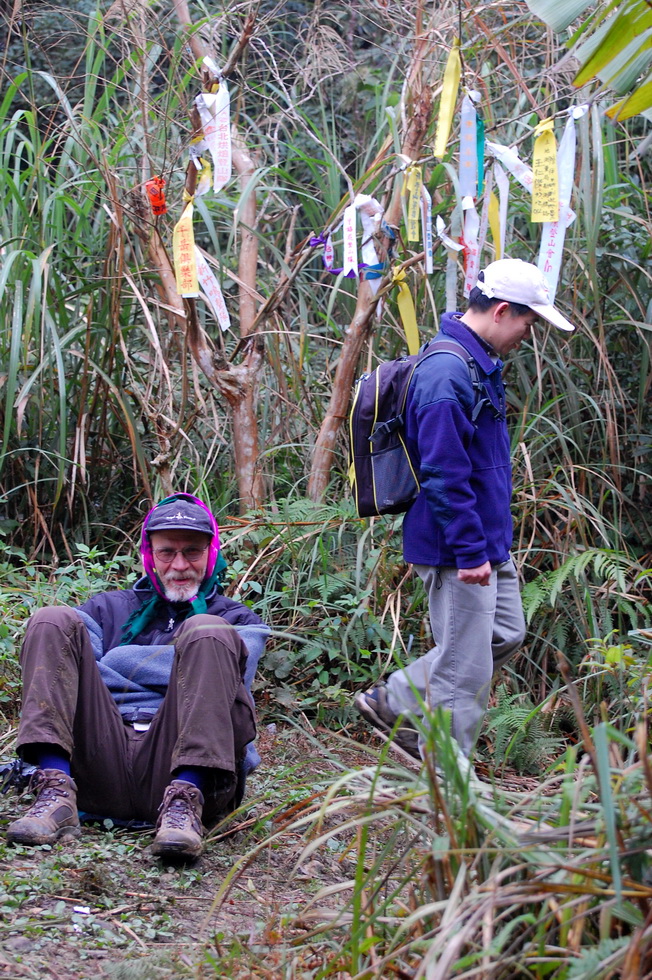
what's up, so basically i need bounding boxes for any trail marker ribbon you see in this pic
[421,185,434,274]
[486,141,575,226]
[405,165,424,243]
[434,40,461,159]
[195,249,231,331]
[195,76,231,194]
[531,118,558,223]
[435,215,463,253]
[173,199,199,297]
[459,92,479,199]
[342,203,358,277]
[493,162,509,260]
[537,105,587,299]
[392,266,419,355]
[462,196,480,297]
[356,194,384,294]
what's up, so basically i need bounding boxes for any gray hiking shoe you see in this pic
[355,685,420,759]
[6,769,81,846]
[152,780,204,860]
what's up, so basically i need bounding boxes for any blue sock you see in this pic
[35,748,71,776]
[174,767,205,791]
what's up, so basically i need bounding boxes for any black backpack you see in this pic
[348,337,486,518]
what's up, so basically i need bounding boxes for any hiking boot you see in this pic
[151,780,204,860]
[6,769,81,846]
[355,685,421,759]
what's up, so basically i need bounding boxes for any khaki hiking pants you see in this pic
[385,558,526,757]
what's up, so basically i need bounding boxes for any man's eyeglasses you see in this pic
[153,546,208,564]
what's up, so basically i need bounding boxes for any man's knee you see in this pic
[175,614,229,636]
[508,610,527,652]
[494,623,525,668]
[174,615,241,653]
[25,606,83,636]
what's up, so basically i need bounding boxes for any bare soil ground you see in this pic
[0,724,377,980]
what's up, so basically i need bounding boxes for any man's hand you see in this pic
[457,562,492,587]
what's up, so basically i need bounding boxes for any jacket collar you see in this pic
[439,312,503,375]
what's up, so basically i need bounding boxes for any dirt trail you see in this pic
[0,726,372,979]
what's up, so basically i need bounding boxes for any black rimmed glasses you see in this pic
[153,546,208,564]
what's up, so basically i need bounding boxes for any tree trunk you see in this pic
[137,7,265,512]
[307,26,434,502]
[306,280,378,500]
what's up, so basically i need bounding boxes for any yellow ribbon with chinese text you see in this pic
[173,199,199,297]
[405,165,424,243]
[488,191,500,259]
[531,118,558,223]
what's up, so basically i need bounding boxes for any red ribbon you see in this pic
[145,176,167,216]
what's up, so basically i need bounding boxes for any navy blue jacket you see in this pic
[78,577,263,651]
[76,579,269,722]
[402,313,512,569]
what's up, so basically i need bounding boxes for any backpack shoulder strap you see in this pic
[414,336,502,422]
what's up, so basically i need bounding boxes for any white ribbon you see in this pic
[435,215,464,252]
[486,140,533,195]
[477,166,492,266]
[356,194,384,294]
[195,81,231,194]
[445,252,458,313]
[356,194,383,266]
[323,233,334,270]
[195,249,231,331]
[462,195,481,298]
[459,92,479,199]
[341,203,358,278]
[421,185,434,275]
[494,162,509,260]
[537,106,587,299]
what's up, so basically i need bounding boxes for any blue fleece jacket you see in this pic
[402,312,512,569]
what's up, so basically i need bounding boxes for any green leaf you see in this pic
[574,0,652,86]
[607,71,652,117]
[526,0,595,34]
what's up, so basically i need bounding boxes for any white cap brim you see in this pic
[529,301,575,333]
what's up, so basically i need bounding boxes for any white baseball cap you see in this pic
[475,259,575,332]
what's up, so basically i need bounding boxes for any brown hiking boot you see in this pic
[6,769,81,846]
[355,685,421,759]
[151,780,204,860]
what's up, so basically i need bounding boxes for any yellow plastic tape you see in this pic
[173,201,199,297]
[433,40,461,159]
[531,118,558,223]
[405,166,424,243]
[393,266,419,356]
[488,190,500,259]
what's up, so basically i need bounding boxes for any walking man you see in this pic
[356,259,575,758]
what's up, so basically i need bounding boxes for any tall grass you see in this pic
[206,699,652,978]
[0,0,648,751]
[0,0,648,728]
[0,6,650,977]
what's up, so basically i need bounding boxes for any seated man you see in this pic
[6,493,269,860]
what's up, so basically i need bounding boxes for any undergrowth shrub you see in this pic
[222,498,427,724]
[0,543,136,719]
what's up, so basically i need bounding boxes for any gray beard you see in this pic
[163,582,200,603]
